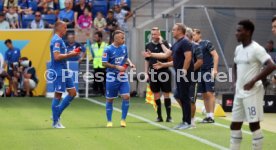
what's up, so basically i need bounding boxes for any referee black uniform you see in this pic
[145,40,172,122]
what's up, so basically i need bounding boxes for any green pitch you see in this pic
[0,97,275,150]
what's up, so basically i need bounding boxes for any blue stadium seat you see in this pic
[109,0,116,9]
[92,1,108,18]
[42,14,57,24]
[0,0,3,12]
[22,15,35,28]
[29,1,38,11]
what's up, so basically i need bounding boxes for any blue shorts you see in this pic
[105,74,130,99]
[54,76,75,93]
[198,69,215,93]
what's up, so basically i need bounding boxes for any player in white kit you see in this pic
[230,20,275,150]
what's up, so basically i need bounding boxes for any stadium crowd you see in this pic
[0,0,132,31]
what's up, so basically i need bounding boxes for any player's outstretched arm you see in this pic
[244,59,275,90]
[142,49,172,59]
[153,61,173,70]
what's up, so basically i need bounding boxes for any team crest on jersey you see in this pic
[103,53,107,58]
[54,43,60,48]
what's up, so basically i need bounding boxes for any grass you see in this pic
[0,97,275,150]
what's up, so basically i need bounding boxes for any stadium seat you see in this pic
[92,1,108,18]
[42,14,57,24]
[109,0,116,9]
[29,1,38,11]
[21,15,35,28]
[0,0,3,12]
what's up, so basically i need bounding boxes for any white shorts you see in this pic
[232,88,264,123]
[28,79,37,90]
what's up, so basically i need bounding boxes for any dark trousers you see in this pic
[176,81,191,124]
[93,68,106,94]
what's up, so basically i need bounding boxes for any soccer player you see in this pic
[145,27,172,122]
[186,27,203,127]
[50,21,80,128]
[102,30,134,128]
[144,23,193,130]
[230,20,275,150]
[193,29,219,123]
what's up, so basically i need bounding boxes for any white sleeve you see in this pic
[233,46,239,63]
[255,46,272,64]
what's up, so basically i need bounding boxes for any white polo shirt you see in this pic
[234,41,272,98]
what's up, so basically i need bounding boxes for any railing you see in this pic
[132,0,176,27]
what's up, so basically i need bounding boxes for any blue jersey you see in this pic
[199,40,215,70]
[65,42,85,61]
[102,44,128,74]
[50,34,68,76]
[4,47,21,69]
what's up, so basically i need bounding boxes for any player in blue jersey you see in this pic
[50,21,80,128]
[102,30,134,128]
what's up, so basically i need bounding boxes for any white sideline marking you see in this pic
[195,117,252,135]
[85,98,228,150]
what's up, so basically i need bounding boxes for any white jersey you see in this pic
[234,41,271,98]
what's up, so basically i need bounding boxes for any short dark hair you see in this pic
[4,39,12,45]
[108,10,114,14]
[94,31,103,38]
[268,40,274,45]
[238,19,255,35]
[0,12,5,17]
[272,15,276,22]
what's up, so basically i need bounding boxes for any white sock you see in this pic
[252,129,263,150]
[191,118,195,125]
[209,113,214,119]
[230,130,242,150]
[206,113,209,118]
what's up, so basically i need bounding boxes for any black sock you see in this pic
[164,98,171,118]
[155,99,162,118]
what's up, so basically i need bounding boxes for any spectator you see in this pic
[19,57,38,97]
[18,0,33,15]
[38,0,54,14]
[0,53,11,91]
[65,33,86,62]
[3,0,18,13]
[28,11,49,29]
[106,10,118,44]
[94,12,106,32]
[113,4,132,32]
[77,7,92,29]
[6,7,19,28]
[265,40,276,52]
[4,39,21,96]
[120,0,130,11]
[58,0,74,28]
[74,0,91,25]
[0,12,10,29]
[74,0,92,8]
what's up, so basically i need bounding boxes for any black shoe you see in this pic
[156,117,163,122]
[207,117,215,123]
[166,117,173,122]
[200,117,215,123]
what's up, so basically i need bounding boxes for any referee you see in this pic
[145,27,172,122]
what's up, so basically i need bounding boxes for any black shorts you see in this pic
[149,69,171,93]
